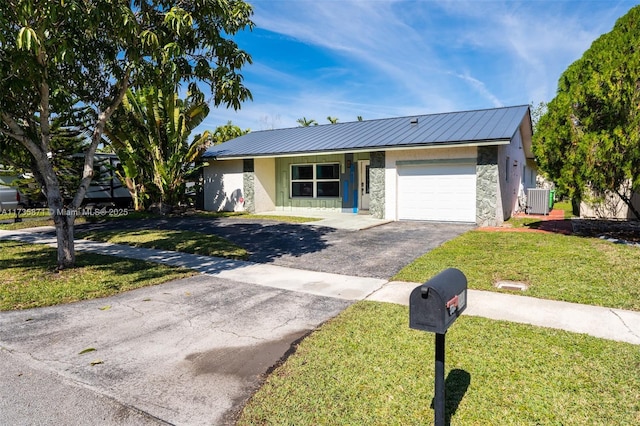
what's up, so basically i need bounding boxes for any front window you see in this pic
[291,163,340,198]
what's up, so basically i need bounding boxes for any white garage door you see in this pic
[397,163,477,222]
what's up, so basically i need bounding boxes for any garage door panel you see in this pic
[397,164,476,222]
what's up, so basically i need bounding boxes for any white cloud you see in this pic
[450,72,503,108]
[199,0,640,133]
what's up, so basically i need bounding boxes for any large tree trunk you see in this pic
[52,208,75,269]
[41,163,77,270]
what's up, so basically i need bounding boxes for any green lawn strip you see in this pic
[0,218,56,230]
[554,200,574,218]
[239,301,640,425]
[76,228,249,260]
[244,214,321,223]
[0,240,195,310]
[1,210,321,230]
[0,209,142,224]
[0,217,96,230]
[0,208,51,221]
[504,216,543,228]
[394,231,640,311]
[0,211,159,229]
[194,210,321,223]
[505,199,574,228]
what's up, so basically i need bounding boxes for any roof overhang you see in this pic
[520,110,535,159]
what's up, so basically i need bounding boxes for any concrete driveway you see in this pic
[0,275,351,425]
[1,218,472,425]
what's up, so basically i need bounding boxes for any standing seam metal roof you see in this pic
[203,105,531,159]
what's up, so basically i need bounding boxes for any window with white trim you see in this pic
[291,163,340,198]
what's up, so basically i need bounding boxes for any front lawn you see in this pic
[194,210,321,223]
[0,240,195,310]
[0,211,320,230]
[76,229,249,260]
[238,301,640,425]
[0,216,91,230]
[394,231,640,311]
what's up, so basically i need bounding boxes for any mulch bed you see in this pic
[571,218,640,242]
[481,211,640,243]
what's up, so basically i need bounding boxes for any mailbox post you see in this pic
[409,268,467,426]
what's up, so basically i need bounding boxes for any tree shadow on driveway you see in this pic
[77,217,474,280]
[77,217,337,262]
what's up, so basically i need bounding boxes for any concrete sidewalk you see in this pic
[0,228,386,300]
[1,227,639,345]
[369,282,640,345]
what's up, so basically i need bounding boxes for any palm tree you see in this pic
[106,85,213,211]
[296,117,318,127]
[327,116,339,124]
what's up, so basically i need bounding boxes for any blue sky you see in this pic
[201,0,639,132]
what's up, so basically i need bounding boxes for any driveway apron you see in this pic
[0,275,350,425]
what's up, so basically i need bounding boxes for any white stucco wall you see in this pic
[384,146,478,221]
[253,157,276,212]
[203,159,244,212]
[580,186,640,219]
[498,128,530,219]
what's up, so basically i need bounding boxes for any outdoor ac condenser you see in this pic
[527,188,550,215]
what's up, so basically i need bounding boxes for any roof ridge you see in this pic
[248,105,530,133]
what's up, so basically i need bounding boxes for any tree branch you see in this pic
[615,188,640,220]
[0,112,42,158]
[71,69,132,208]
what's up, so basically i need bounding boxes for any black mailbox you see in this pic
[409,268,467,334]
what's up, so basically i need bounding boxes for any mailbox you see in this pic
[409,268,467,334]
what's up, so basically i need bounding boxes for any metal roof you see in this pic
[203,105,531,159]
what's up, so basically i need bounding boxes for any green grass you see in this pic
[394,231,640,311]
[503,216,542,228]
[0,240,195,310]
[0,208,50,221]
[238,301,640,425]
[243,214,321,223]
[1,210,321,230]
[194,210,321,223]
[554,199,574,218]
[0,208,142,229]
[76,229,249,260]
[0,218,55,230]
[505,199,575,228]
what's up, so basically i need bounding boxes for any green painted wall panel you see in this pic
[275,154,345,209]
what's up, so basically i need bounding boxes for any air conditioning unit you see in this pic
[527,188,550,215]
